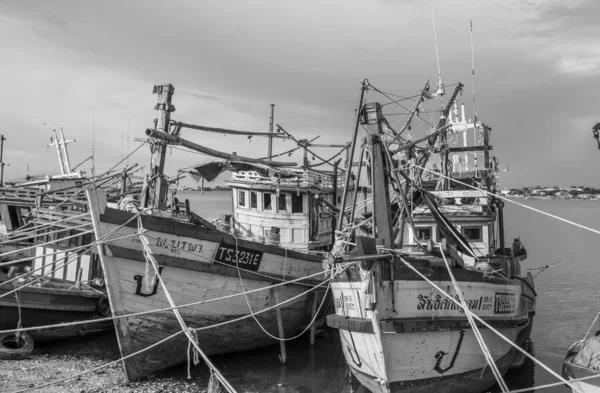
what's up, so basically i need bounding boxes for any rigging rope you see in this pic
[413,163,600,237]
[393,253,578,391]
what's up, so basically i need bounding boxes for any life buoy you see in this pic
[96,296,111,317]
[0,332,34,360]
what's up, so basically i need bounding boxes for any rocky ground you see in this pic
[0,330,347,393]
[0,331,208,393]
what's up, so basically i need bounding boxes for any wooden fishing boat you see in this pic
[86,84,349,381]
[326,82,536,393]
[0,131,117,348]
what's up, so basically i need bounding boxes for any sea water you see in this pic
[176,191,600,392]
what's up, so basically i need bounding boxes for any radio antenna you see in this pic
[471,19,477,122]
[430,0,443,92]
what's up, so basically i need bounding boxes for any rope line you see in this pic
[0,263,339,335]
[440,248,508,392]
[232,232,331,342]
[137,224,236,393]
[394,253,578,391]
[413,164,600,237]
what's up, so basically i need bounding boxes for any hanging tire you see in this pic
[0,332,34,360]
[96,295,111,317]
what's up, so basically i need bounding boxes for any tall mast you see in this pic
[142,84,175,210]
[362,103,394,247]
[58,127,73,174]
[337,80,367,231]
[47,127,75,175]
[268,104,275,160]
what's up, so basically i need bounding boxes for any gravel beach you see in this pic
[0,331,207,393]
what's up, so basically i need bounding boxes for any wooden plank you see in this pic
[274,290,287,364]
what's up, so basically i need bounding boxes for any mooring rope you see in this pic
[440,248,509,392]
[228,233,332,342]
[9,275,332,393]
[392,252,578,391]
[0,266,336,335]
[412,163,600,237]
[0,233,139,300]
[137,225,237,393]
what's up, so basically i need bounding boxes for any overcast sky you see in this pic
[1,0,598,188]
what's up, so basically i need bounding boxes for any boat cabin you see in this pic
[0,185,102,285]
[226,168,351,251]
[405,189,493,262]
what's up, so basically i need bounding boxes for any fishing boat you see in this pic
[325,80,536,393]
[0,129,120,354]
[86,83,350,381]
[560,123,600,393]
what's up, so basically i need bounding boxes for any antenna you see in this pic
[430,0,443,94]
[121,116,124,160]
[127,116,130,166]
[92,105,96,177]
[268,104,275,160]
[471,19,477,124]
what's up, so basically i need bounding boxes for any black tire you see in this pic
[0,332,34,360]
[96,295,111,317]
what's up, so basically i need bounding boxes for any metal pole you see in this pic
[349,142,366,225]
[268,104,275,160]
[0,135,5,187]
[337,80,367,231]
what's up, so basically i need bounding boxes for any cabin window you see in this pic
[416,227,432,241]
[278,194,287,212]
[291,193,303,213]
[263,193,272,211]
[250,192,257,209]
[238,190,246,208]
[462,226,482,241]
[437,227,445,242]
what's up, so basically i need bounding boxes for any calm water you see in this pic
[175,191,600,392]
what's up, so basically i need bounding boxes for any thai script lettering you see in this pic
[131,236,203,255]
[416,294,494,313]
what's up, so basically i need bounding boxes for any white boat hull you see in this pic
[328,262,535,393]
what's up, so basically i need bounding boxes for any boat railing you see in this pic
[0,187,84,205]
[231,170,338,189]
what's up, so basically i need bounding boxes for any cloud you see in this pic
[522,0,600,77]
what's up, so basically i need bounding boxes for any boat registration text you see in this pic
[213,242,263,271]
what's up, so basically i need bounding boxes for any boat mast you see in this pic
[142,84,175,210]
[337,80,367,231]
[268,104,275,160]
[0,135,5,187]
[362,103,394,247]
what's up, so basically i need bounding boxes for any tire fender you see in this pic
[0,332,34,360]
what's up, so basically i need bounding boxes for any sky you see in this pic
[0,0,599,188]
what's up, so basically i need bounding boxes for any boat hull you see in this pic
[88,201,328,381]
[328,262,535,393]
[563,354,600,392]
[0,283,112,342]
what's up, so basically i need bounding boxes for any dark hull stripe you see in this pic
[327,314,531,334]
[108,245,324,285]
[100,207,323,262]
[334,263,521,285]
